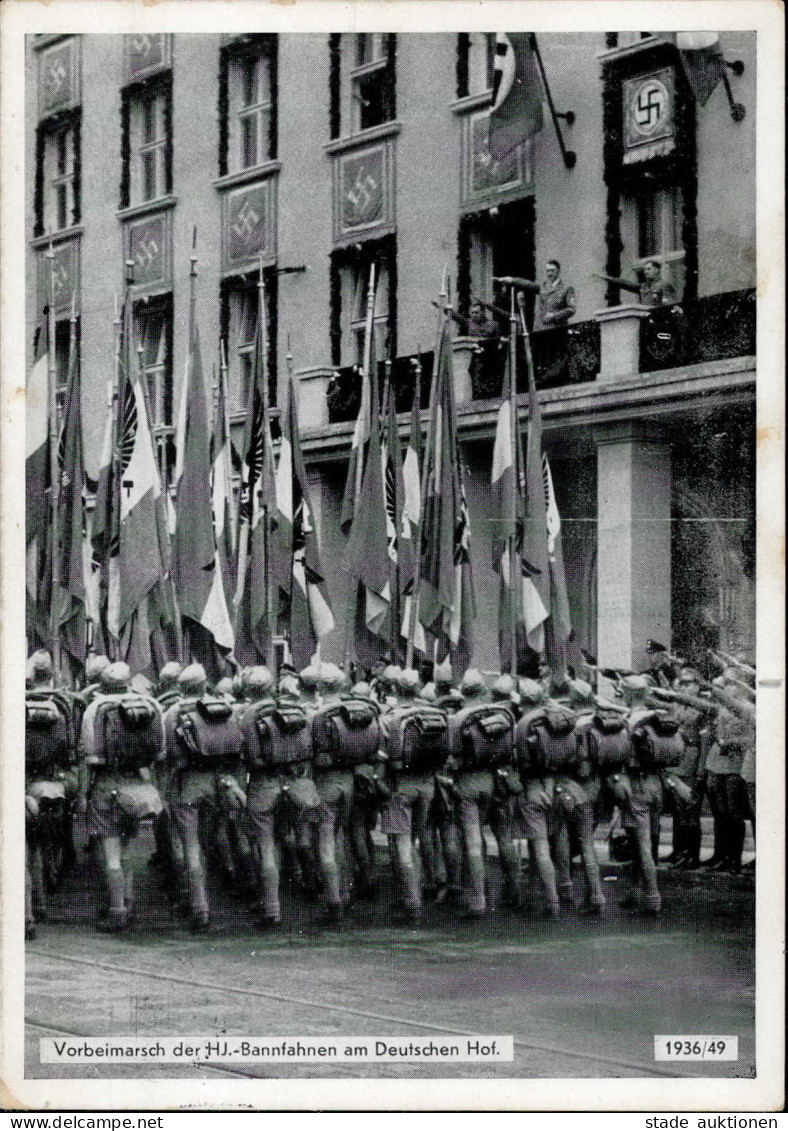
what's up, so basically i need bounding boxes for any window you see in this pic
[222,272,278,412]
[330,34,395,138]
[54,317,75,421]
[622,183,685,298]
[351,34,394,132]
[34,114,80,237]
[121,77,172,209]
[136,91,168,203]
[457,33,496,98]
[346,261,390,365]
[133,300,174,485]
[458,198,535,323]
[219,37,278,177]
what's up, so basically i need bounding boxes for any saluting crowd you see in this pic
[24,642,756,940]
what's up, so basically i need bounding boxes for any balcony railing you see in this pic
[639,288,756,374]
[327,351,434,424]
[469,318,602,400]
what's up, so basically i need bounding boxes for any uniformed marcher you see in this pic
[381,668,449,922]
[447,669,515,919]
[310,662,366,923]
[552,679,607,914]
[25,657,80,937]
[77,662,164,932]
[514,678,571,918]
[163,663,246,930]
[156,662,184,710]
[80,654,111,706]
[614,675,684,914]
[238,665,318,927]
[486,675,524,908]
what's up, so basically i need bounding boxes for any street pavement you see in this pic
[24,819,755,1082]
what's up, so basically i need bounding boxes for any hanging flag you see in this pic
[488,33,544,163]
[234,314,277,666]
[56,319,87,664]
[276,367,336,669]
[26,320,52,648]
[26,320,50,548]
[94,301,176,674]
[399,379,425,651]
[343,332,391,638]
[380,370,406,649]
[490,332,518,571]
[173,320,234,656]
[521,333,550,655]
[211,357,237,605]
[676,32,725,106]
[419,316,475,665]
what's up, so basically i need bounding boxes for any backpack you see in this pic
[452,704,514,772]
[25,695,71,778]
[576,708,632,772]
[94,695,163,774]
[629,710,684,770]
[387,704,449,774]
[516,704,579,775]
[312,698,382,770]
[174,698,245,768]
[244,700,312,772]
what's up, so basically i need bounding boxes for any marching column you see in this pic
[595,423,672,673]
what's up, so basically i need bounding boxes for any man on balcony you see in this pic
[597,258,677,308]
[517,259,577,332]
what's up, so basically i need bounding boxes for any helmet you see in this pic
[100,662,131,693]
[179,663,208,696]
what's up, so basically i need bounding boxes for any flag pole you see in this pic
[219,338,237,553]
[517,288,546,665]
[44,245,62,677]
[508,284,519,677]
[529,34,577,170]
[382,354,400,665]
[257,253,276,672]
[405,272,447,670]
[342,262,377,674]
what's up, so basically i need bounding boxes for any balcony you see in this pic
[465,319,602,401]
[639,289,756,373]
[326,351,433,424]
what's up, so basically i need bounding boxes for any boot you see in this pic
[664,822,685,864]
[726,819,746,874]
[699,816,726,869]
[682,825,702,870]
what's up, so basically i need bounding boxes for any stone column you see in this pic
[595,305,650,382]
[296,366,335,429]
[452,336,476,404]
[595,423,672,672]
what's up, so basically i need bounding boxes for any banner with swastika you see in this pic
[37,239,79,315]
[124,34,171,83]
[340,148,385,232]
[126,214,170,289]
[623,67,676,164]
[38,39,80,118]
[224,183,272,269]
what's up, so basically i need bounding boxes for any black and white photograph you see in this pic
[0,0,784,1114]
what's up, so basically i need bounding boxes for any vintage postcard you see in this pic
[1,0,784,1114]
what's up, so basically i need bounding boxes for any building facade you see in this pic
[26,30,756,673]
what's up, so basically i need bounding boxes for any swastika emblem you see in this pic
[47,60,67,93]
[132,35,152,57]
[134,236,160,270]
[232,198,261,242]
[629,77,669,137]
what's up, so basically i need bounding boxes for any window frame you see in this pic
[218,35,279,179]
[34,108,81,238]
[132,294,175,487]
[120,72,173,211]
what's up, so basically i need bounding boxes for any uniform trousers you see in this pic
[313,769,354,908]
[381,773,437,912]
[245,771,320,919]
[552,773,605,909]
[613,771,662,911]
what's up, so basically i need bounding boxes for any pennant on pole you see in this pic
[234,308,277,666]
[56,314,87,664]
[276,367,336,669]
[419,315,475,665]
[399,380,425,651]
[173,318,234,654]
[676,32,726,106]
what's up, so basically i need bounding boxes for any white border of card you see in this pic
[1,0,784,1113]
